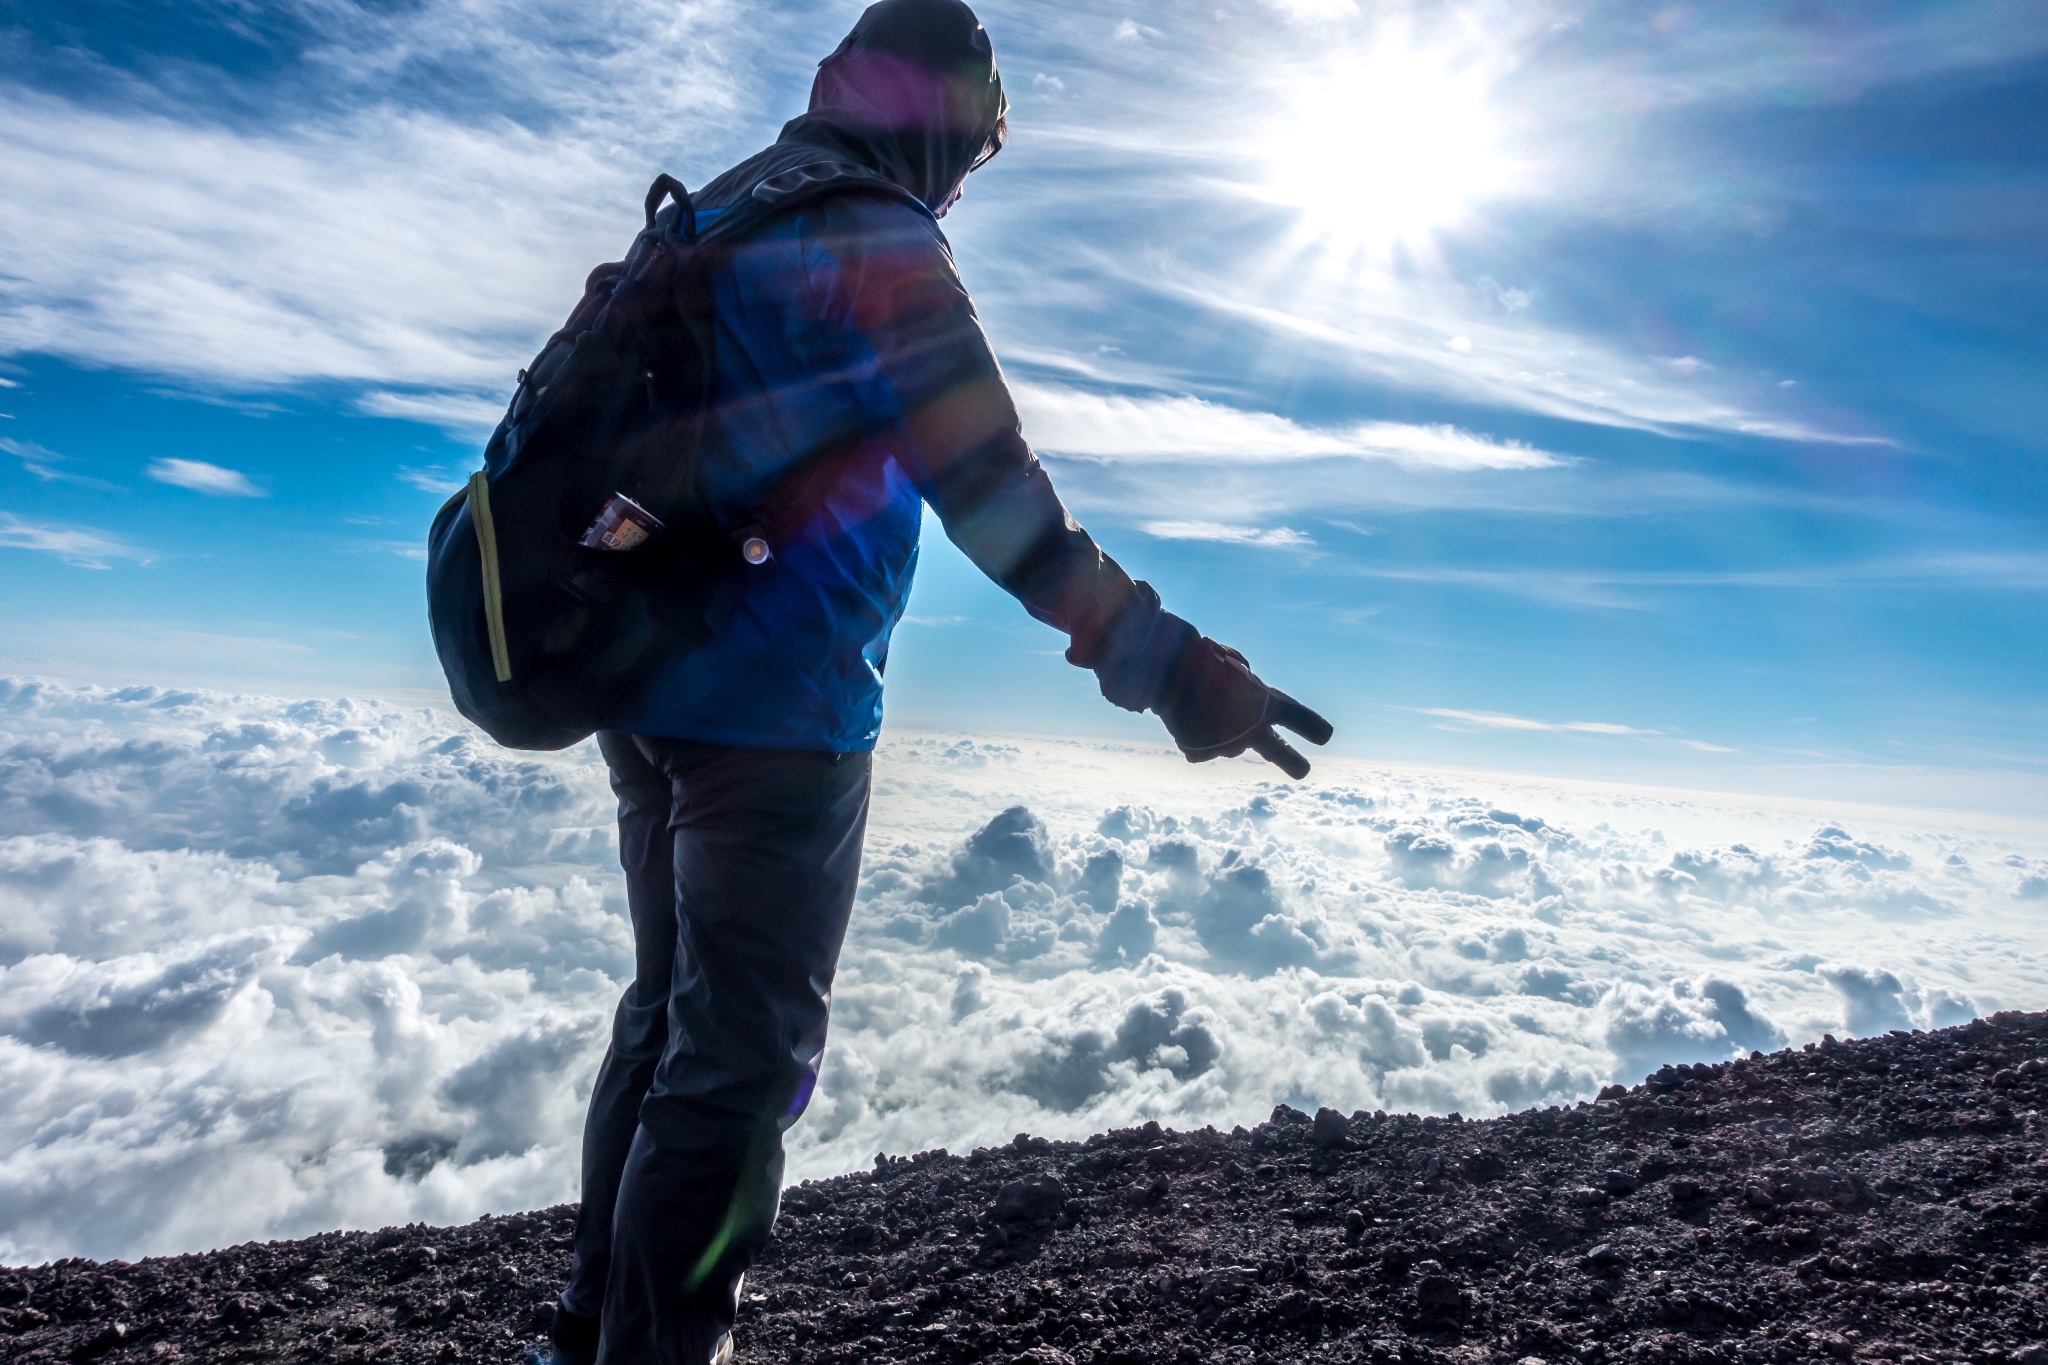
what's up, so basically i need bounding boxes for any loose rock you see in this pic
[994,1172,1067,1223]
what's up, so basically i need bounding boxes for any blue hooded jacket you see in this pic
[620,0,1164,750]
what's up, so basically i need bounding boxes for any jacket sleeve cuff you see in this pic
[1073,581,1199,713]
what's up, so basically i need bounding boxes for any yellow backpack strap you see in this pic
[467,471,513,683]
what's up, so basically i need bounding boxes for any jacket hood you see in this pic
[777,0,1007,215]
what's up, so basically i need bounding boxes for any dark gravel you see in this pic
[7,1012,2048,1365]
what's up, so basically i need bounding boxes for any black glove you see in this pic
[1155,637,1333,780]
[1080,584,1332,779]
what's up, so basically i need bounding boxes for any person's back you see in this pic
[539,4,1329,1363]
[614,187,975,749]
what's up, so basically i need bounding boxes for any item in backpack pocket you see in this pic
[580,494,664,552]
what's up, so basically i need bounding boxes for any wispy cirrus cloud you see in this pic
[1360,554,2048,607]
[360,390,507,437]
[1418,707,1742,754]
[2,437,63,480]
[1421,707,1659,736]
[0,91,625,391]
[0,0,776,395]
[970,2,1972,451]
[0,513,149,569]
[1145,271,1897,448]
[1,437,119,489]
[344,540,430,563]
[1013,382,1564,471]
[147,458,263,497]
[1138,520,1312,547]
[397,466,469,496]
[1534,0,2048,111]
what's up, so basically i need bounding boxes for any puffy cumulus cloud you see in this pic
[3,680,2047,1262]
[1818,965,1980,1038]
[2004,855,2048,902]
[1600,976,1786,1076]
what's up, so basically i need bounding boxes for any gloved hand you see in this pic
[1155,636,1333,779]
[1080,582,1332,779]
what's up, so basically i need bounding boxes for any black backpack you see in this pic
[426,165,924,750]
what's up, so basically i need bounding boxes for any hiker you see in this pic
[540,2,1330,1361]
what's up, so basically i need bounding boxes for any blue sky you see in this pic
[2,0,2045,809]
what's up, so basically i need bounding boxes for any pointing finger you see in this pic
[1267,690,1333,746]
[1250,727,1311,780]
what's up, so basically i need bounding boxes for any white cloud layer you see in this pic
[2,679,2045,1265]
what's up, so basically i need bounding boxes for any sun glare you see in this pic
[1261,40,1509,259]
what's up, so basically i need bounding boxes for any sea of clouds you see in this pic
[2,678,2045,1265]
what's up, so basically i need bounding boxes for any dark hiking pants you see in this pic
[561,734,871,1365]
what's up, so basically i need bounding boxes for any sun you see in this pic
[1259,38,1510,260]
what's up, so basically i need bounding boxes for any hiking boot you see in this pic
[523,1303,598,1365]
[671,1319,735,1365]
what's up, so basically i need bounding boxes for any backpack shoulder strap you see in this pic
[693,160,931,247]
[636,161,931,563]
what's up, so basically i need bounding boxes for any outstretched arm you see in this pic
[815,198,1332,775]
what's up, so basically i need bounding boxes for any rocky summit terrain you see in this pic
[7,1013,2048,1365]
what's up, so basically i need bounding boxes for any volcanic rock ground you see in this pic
[8,1014,2048,1365]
